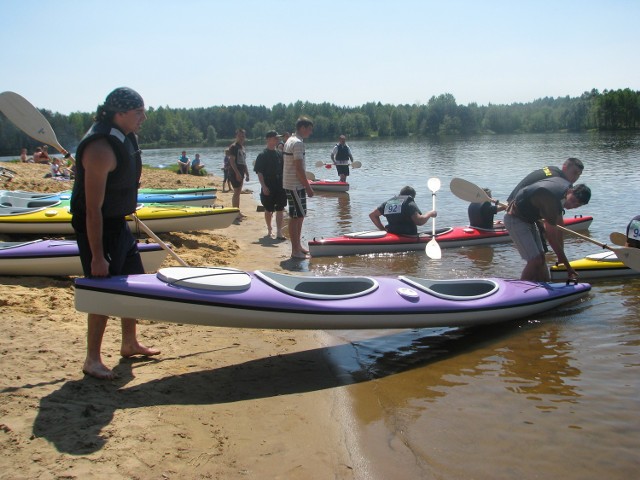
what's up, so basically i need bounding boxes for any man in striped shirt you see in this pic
[283,117,314,259]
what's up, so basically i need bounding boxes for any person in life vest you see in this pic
[504,177,591,282]
[70,87,160,379]
[468,188,506,229]
[369,186,437,236]
[330,134,354,182]
[626,215,640,248]
[507,157,584,202]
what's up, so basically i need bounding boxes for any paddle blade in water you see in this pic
[352,160,362,168]
[315,161,324,167]
[305,171,316,181]
[425,238,442,259]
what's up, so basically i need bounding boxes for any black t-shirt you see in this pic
[254,149,284,190]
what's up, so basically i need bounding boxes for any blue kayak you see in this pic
[1,189,216,207]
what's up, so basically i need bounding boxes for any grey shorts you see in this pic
[504,213,544,261]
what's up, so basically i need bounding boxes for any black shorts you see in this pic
[229,164,247,189]
[74,217,144,277]
[260,188,287,212]
[336,164,350,176]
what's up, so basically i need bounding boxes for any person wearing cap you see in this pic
[283,117,315,259]
[70,87,159,380]
[228,128,249,218]
[504,177,591,282]
[625,215,640,248]
[254,131,287,239]
[330,134,354,182]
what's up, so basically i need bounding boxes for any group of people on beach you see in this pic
[176,151,205,175]
[19,145,76,179]
[67,86,637,380]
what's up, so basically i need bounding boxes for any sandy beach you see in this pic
[0,162,357,479]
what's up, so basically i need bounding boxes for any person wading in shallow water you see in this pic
[70,87,160,380]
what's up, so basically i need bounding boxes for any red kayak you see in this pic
[310,180,349,192]
[308,215,593,257]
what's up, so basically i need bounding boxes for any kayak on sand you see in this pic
[1,189,217,207]
[75,266,591,330]
[0,198,239,234]
[0,239,167,276]
[308,215,593,257]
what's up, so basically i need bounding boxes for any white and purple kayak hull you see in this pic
[75,267,591,329]
[0,239,168,276]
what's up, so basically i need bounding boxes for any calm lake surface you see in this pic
[5,132,639,478]
[142,133,640,479]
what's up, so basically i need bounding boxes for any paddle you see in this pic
[315,160,362,169]
[0,90,188,267]
[305,171,316,181]
[610,232,627,247]
[0,91,72,159]
[450,177,640,272]
[425,177,442,259]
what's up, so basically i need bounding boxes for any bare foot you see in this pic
[121,343,161,358]
[301,247,310,254]
[82,359,116,380]
[291,251,310,259]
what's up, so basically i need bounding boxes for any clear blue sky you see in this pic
[1,0,637,114]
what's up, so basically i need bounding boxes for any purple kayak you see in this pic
[75,267,591,329]
[0,239,168,276]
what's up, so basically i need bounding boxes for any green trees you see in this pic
[1,89,638,155]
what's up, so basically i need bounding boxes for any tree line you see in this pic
[1,88,638,156]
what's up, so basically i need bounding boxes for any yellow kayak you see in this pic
[550,251,638,280]
[0,201,240,234]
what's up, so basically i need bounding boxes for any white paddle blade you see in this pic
[617,248,640,272]
[425,238,441,259]
[427,177,441,193]
[305,171,316,181]
[352,160,362,168]
[610,232,627,247]
[0,91,67,154]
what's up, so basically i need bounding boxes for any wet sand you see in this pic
[0,162,357,479]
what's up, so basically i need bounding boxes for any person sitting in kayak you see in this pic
[369,186,437,236]
[626,215,640,248]
[468,187,506,229]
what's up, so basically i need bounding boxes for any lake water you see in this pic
[140,133,640,479]
[4,133,639,478]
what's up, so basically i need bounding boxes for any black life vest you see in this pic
[513,177,570,223]
[70,122,141,221]
[384,195,418,235]
[335,143,350,161]
[507,166,565,202]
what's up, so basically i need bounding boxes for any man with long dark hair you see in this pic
[70,87,160,379]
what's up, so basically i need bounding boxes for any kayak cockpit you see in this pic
[399,276,499,300]
[0,194,61,209]
[254,270,378,300]
[157,267,252,291]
